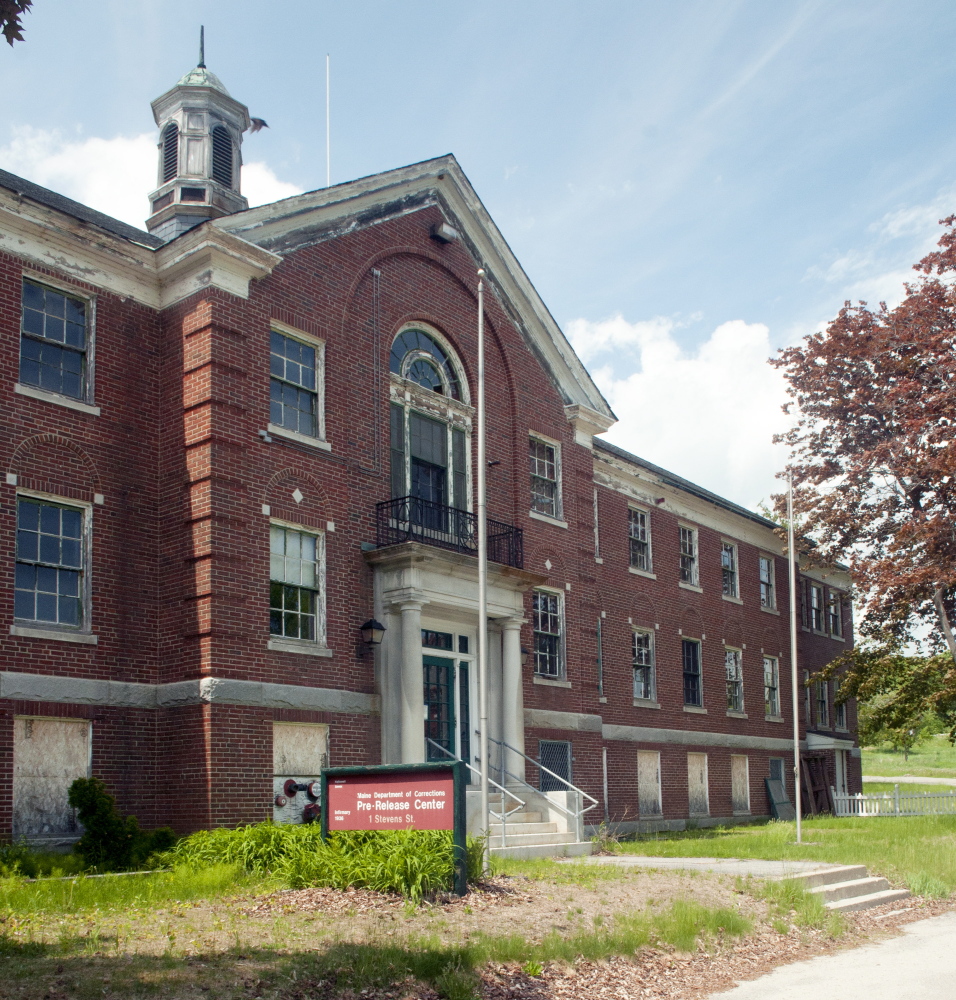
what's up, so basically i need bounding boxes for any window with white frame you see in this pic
[532,589,563,678]
[529,436,560,518]
[679,526,698,585]
[628,508,651,572]
[20,279,90,401]
[682,638,702,706]
[835,677,847,729]
[803,670,811,722]
[759,555,775,609]
[764,655,780,716]
[269,524,325,643]
[808,583,824,631]
[270,329,323,439]
[633,629,655,700]
[828,591,843,637]
[815,680,829,728]
[725,647,744,712]
[721,542,738,598]
[15,496,87,629]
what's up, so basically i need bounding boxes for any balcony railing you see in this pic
[376,496,524,569]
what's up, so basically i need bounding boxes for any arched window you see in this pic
[162,123,179,183]
[389,328,461,400]
[211,125,233,186]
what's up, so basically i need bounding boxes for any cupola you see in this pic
[146,29,250,241]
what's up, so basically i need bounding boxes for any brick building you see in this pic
[0,59,859,848]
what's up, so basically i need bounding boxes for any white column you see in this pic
[500,617,526,783]
[399,599,426,763]
[380,607,402,764]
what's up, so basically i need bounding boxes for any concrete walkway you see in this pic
[710,911,956,999]
[569,855,842,879]
[864,774,956,786]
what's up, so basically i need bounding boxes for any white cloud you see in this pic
[0,126,302,230]
[568,314,789,511]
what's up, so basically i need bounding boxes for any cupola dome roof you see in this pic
[177,65,230,95]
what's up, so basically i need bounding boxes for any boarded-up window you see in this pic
[687,752,709,817]
[731,755,750,814]
[13,717,90,843]
[273,723,329,825]
[637,750,662,817]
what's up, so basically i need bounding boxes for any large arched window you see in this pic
[389,328,461,400]
[389,327,469,514]
[211,125,233,186]
[162,123,179,183]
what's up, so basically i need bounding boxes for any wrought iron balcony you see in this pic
[375,496,524,569]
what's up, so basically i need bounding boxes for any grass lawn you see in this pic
[862,734,956,777]
[863,782,956,794]
[616,816,956,898]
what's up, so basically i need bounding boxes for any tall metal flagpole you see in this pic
[477,269,491,870]
[325,54,331,188]
[787,471,803,844]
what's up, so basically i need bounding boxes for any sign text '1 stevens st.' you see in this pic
[326,770,454,830]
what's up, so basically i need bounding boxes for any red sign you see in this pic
[326,770,454,831]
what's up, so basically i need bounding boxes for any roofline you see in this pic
[0,168,163,249]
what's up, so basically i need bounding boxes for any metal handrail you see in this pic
[489,737,599,823]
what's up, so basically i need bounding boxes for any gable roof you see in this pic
[214,155,615,421]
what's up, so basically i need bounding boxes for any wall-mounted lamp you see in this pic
[521,646,531,667]
[359,619,386,646]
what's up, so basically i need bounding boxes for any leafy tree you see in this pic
[773,215,956,655]
[0,1,32,46]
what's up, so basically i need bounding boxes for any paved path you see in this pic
[569,855,840,879]
[710,911,956,999]
[864,774,956,786]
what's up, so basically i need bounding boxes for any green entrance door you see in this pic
[423,655,471,778]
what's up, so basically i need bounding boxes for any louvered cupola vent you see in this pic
[211,126,233,186]
[162,123,179,183]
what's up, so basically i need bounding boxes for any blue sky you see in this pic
[2,1,954,509]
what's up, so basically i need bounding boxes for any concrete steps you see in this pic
[484,791,593,860]
[788,864,910,912]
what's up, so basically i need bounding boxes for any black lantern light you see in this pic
[359,619,386,646]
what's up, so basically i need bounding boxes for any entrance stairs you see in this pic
[788,864,911,912]
[484,791,594,860]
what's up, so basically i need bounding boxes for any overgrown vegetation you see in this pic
[863,734,956,776]
[747,877,844,936]
[619,816,956,897]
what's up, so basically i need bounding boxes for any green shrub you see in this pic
[67,777,175,871]
[164,822,483,901]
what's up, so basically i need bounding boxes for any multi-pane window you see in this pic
[529,437,559,518]
[725,648,744,711]
[628,508,651,571]
[828,592,843,637]
[269,526,323,642]
[809,584,824,631]
[20,280,88,400]
[270,331,318,437]
[682,638,702,706]
[815,681,829,728]
[532,589,563,678]
[14,498,84,627]
[835,678,847,729]
[759,556,775,609]
[633,629,655,700]
[803,670,811,722]
[764,655,780,716]
[679,526,698,585]
[721,542,738,598]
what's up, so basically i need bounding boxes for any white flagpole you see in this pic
[477,269,490,870]
[787,471,803,844]
[326,54,331,188]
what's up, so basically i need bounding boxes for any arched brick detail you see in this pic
[632,595,657,629]
[263,467,329,530]
[8,434,101,501]
[722,614,744,647]
[681,607,704,639]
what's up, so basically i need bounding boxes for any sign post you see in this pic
[320,761,468,896]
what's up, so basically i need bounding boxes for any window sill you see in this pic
[683,705,707,714]
[721,594,743,605]
[10,624,97,644]
[267,637,333,657]
[830,635,846,642]
[594,556,603,564]
[533,675,571,688]
[529,510,568,529]
[733,810,752,817]
[726,710,748,719]
[759,605,780,616]
[765,714,785,724]
[678,582,702,593]
[835,725,850,733]
[633,698,661,709]
[628,567,657,580]
[267,424,332,451]
[15,383,100,416]
[598,695,607,703]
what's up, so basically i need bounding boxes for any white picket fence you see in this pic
[832,784,956,817]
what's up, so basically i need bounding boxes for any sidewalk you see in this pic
[710,911,956,999]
